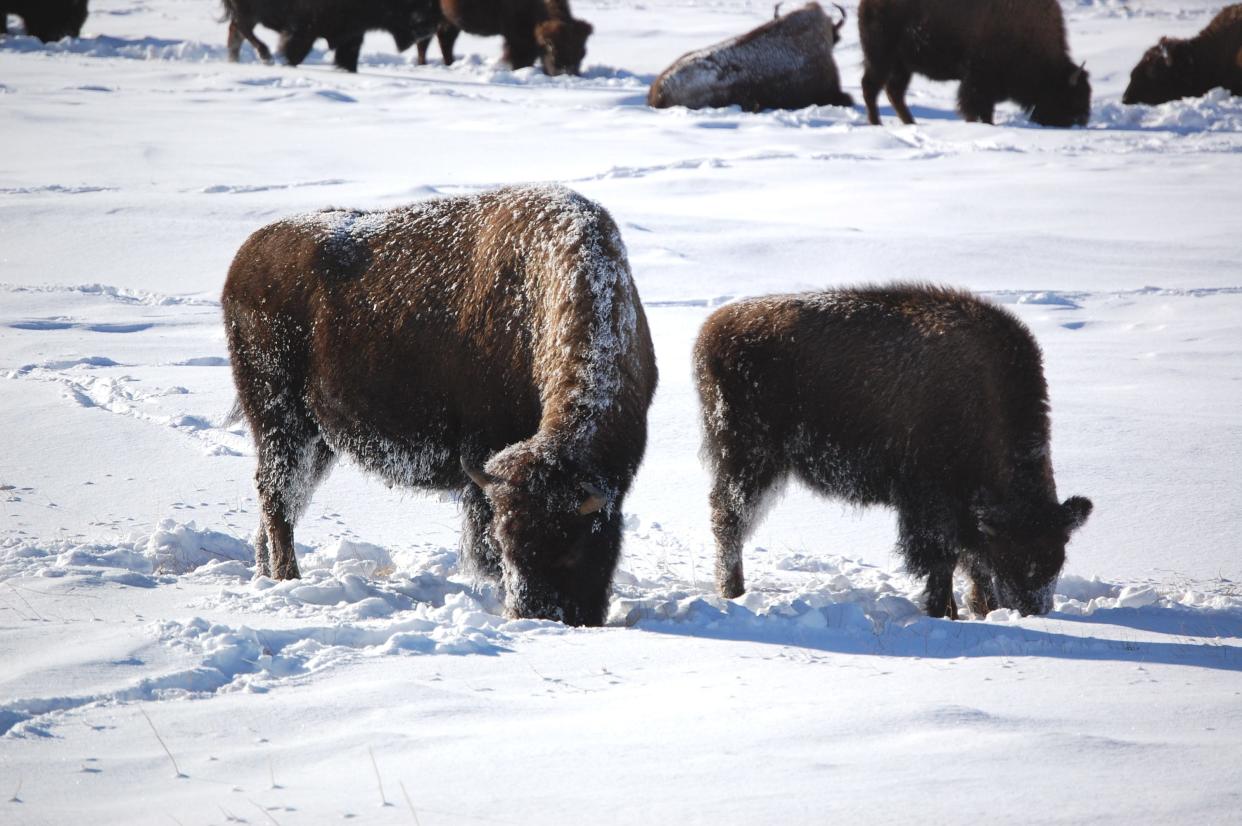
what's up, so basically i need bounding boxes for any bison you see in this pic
[222,185,658,626]
[1123,4,1242,106]
[694,284,1092,619]
[1,0,88,42]
[415,0,592,76]
[858,0,1091,126]
[221,0,438,72]
[647,2,854,111]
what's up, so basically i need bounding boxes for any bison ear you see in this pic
[461,457,500,492]
[578,481,607,515]
[1061,496,1093,532]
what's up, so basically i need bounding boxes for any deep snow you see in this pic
[2,0,1241,823]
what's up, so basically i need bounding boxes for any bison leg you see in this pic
[884,65,916,125]
[415,36,431,65]
[923,563,959,620]
[254,436,335,580]
[280,29,316,68]
[861,66,885,125]
[460,480,503,581]
[898,508,960,618]
[436,24,459,66]
[957,73,996,125]
[333,35,362,72]
[709,462,779,599]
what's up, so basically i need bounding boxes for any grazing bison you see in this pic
[694,284,1092,618]
[647,2,854,111]
[1,0,88,42]
[222,0,437,72]
[415,0,592,75]
[223,185,658,626]
[1123,4,1242,105]
[858,0,1091,126]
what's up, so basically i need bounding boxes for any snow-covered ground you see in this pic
[2,0,1240,822]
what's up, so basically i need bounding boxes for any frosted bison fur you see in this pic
[223,185,658,626]
[858,0,1090,126]
[0,0,88,42]
[647,2,854,111]
[1123,4,1242,106]
[694,285,1092,618]
[417,0,593,76]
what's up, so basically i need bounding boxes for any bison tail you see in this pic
[219,0,241,24]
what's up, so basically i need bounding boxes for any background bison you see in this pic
[222,0,437,72]
[859,0,1091,126]
[417,0,592,75]
[694,284,1092,618]
[1123,4,1242,105]
[1,0,88,42]
[222,185,657,626]
[647,2,854,111]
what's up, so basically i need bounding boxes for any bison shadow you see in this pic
[629,597,1242,672]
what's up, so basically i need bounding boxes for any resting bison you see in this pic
[858,0,1090,126]
[223,185,657,626]
[1,0,88,42]
[222,0,437,72]
[1123,4,1242,105]
[415,0,592,75]
[647,2,854,111]
[694,284,1092,618]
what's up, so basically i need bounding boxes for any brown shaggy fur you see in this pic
[647,2,854,111]
[1123,4,1242,105]
[222,185,657,626]
[694,285,1091,618]
[859,0,1091,126]
[416,0,592,75]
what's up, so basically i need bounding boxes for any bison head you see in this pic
[1122,38,1196,106]
[534,17,593,76]
[969,495,1093,616]
[464,446,616,626]
[387,0,441,52]
[1029,63,1091,127]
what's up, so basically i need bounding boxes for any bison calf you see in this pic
[1,0,88,42]
[694,285,1092,618]
[859,0,1090,126]
[223,185,657,626]
[418,0,593,76]
[647,2,854,111]
[222,0,437,72]
[1123,4,1242,106]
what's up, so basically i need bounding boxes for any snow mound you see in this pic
[1094,89,1242,134]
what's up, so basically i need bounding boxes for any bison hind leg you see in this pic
[254,435,335,580]
[709,459,782,600]
[884,64,915,124]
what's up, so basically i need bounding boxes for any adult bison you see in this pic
[1,0,88,42]
[222,185,658,626]
[858,0,1091,126]
[1123,4,1242,105]
[415,0,592,75]
[694,284,1092,618]
[647,2,854,111]
[222,0,437,72]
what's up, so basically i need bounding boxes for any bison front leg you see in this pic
[436,23,459,65]
[460,481,503,581]
[898,510,959,619]
[957,72,997,125]
[923,564,959,619]
[332,35,363,72]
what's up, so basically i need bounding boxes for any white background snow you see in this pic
[2,0,1240,822]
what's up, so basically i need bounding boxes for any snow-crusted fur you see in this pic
[858,0,1091,127]
[693,284,1092,619]
[1123,4,1242,106]
[647,2,854,111]
[0,0,88,42]
[417,0,593,75]
[222,184,658,626]
[220,0,438,71]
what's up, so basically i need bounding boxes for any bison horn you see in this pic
[578,481,607,515]
[773,2,782,20]
[833,3,847,33]
[1069,61,1085,85]
[461,457,499,491]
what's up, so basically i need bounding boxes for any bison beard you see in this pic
[222,185,657,626]
[694,284,1092,619]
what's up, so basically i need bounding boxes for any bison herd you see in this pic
[8,1,1240,625]
[4,1,1240,115]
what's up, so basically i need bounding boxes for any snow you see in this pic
[2,0,1240,822]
